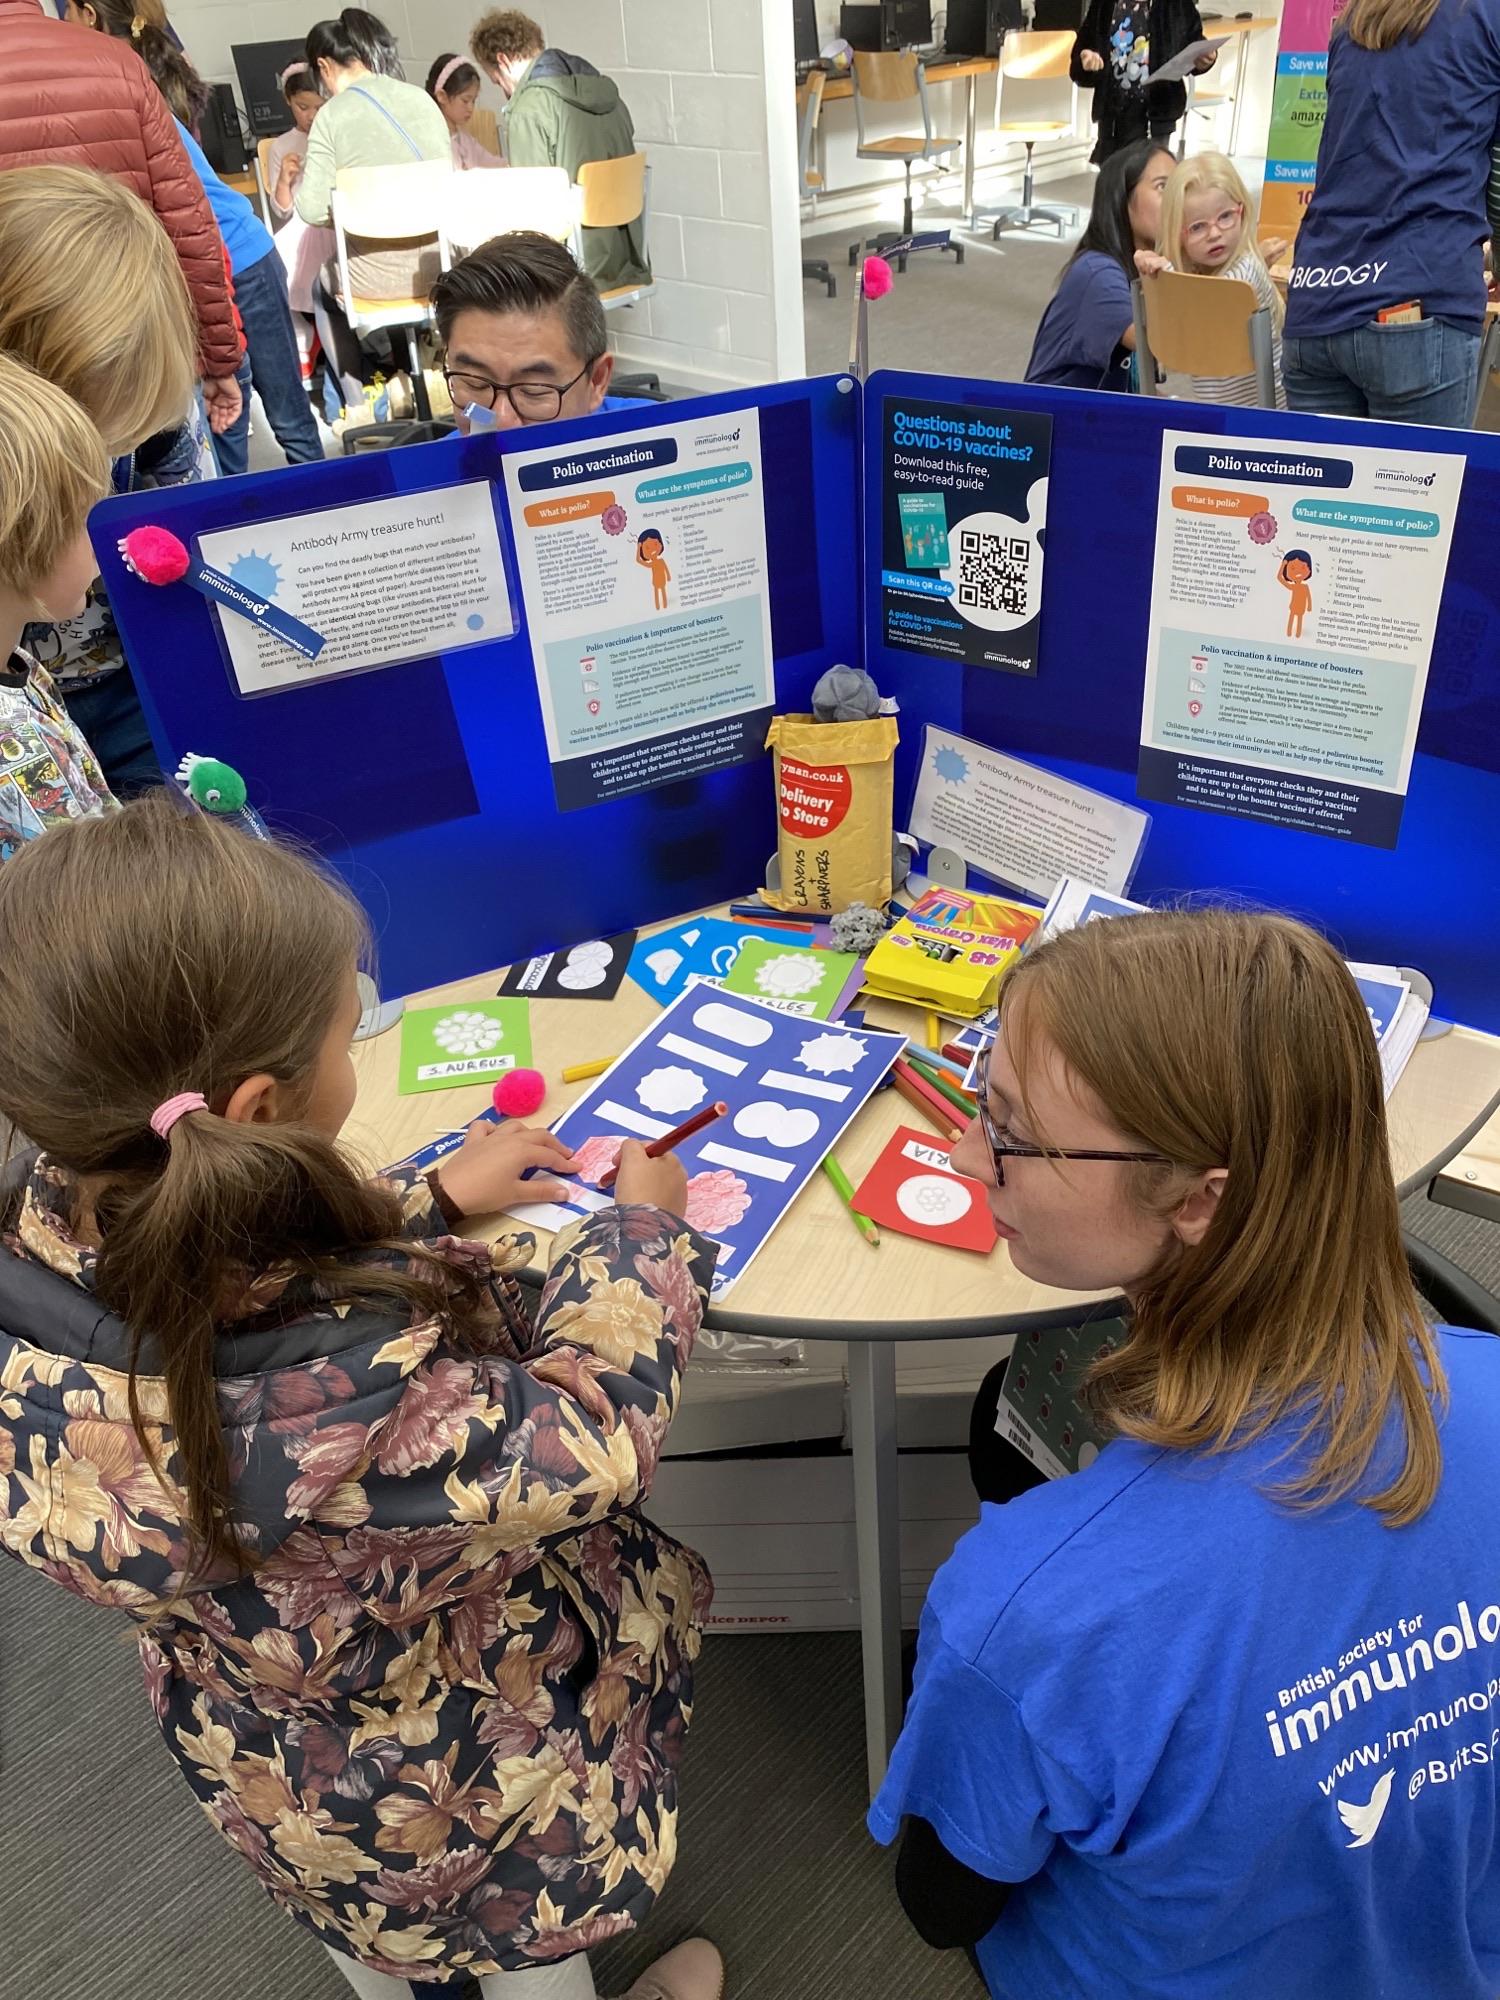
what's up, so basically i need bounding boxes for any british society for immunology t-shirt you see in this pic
[1286,0,1500,337]
[871,1327,1500,1999]
[1026,252,1135,392]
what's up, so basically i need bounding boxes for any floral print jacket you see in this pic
[0,1156,718,1982]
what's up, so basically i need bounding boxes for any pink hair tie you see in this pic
[432,54,467,94]
[278,60,307,88]
[151,1092,208,1139]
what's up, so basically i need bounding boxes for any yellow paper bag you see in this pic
[763,713,900,915]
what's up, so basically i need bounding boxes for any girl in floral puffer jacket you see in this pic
[0,795,723,2000]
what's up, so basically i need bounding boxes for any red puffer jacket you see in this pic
[0,0,241,379]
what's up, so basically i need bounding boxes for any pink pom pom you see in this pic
[492,1067,546,1118]
[119,525,190,585]
[861,256,894,301]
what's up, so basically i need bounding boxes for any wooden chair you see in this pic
[1131,270,1277,407]
[797,69,835,297]
[330,160,453,421]
[975,30,1077,240]
[443,165,579,255]
[575,152,658,395]
[468,104,501,159]
[254,134,278,227]
[846,50,964,274]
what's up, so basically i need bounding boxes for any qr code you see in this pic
[958,529,1029,615]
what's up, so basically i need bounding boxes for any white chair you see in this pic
[330,159,453,420]
[443,165,580,255]
[974,30,1078,240]
[575,153,658,394]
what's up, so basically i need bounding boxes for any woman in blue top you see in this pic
[1025,140,1171,392]
[873,908,1500,2000]
[70,0,323,474]
[1284,0,1500,427]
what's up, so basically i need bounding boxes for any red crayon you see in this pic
[598,1099,729,1190]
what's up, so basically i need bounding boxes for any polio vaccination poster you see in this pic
[879,396,1053,678]
[502,409,774,811]
[1137,431,1464,847]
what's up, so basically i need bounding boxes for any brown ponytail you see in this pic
[0,798,495,1572]
[83,0,211,128]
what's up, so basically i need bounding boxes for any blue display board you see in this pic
[95,378,862,1000]
[863,371,1500,1034]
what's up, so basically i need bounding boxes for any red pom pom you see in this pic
[119,525,190,585]
[492,1067,546,1118]
[861,256,894,301]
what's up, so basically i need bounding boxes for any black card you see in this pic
[497,931,637,1002]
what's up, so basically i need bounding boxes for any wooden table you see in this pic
[1432,1101,1500,1225]
[813,55,1000,227]
[347,910,1500,1797]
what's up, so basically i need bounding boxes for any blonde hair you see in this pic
[1001,908,1444,1526]
[0,166,196,455]
[0,354,110,599]
[1339,0,1441,47]
[1159,151,1284,324]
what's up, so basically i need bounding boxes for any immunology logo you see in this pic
[695,427,743,450]
[1374,467,1437,490]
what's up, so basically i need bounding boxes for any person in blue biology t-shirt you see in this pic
[430,232,652,432]
[1284,0,1500,427]
[871,906,1500,2000]
[1026,140,1172,393]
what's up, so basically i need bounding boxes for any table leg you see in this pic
[1228,34,1250,158]
[849,1338,902,1802]
[963,73,978,226]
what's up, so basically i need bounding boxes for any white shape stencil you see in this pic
[694,1000,773,1047]
[759,1067,851,1102]
[643,947,683,987]
[753,953,826,1000]
[734,1101,821,1149]
[660,1032,746,1076]
[896,1174,974,1226]
[595,1100,671,1138]
[701,1141,794,1182]
[557,962,606,990]
[637,1065,706,1115]
[796,1031,868,1076]
[568,940,614,967]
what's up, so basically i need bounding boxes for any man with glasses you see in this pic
[429,231,639,434]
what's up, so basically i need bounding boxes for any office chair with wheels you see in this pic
[330,159,452,422]
[846,50,965,274]
[974,29,1078,239]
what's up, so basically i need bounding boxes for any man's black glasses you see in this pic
[441,360,594,423]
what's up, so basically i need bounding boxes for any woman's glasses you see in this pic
[973,1049,1170,1186]
[441,360,595,423]
[1183,202,1243,245]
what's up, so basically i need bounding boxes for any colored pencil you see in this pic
[911,1043,970,1083]
[890,1062,964,1142]
[925,1009,942,1050]
[729,914,815,934]
[906,1052,978,1117]
[562,1057,613,1083]
[822,1152,880,1246]
[598,1099,729,1190]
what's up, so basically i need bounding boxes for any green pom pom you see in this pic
[185,757,248,815]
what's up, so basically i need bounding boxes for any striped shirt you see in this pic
[1166,252,1287,410]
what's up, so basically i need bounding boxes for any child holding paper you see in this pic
[1070,0,1217,163]
[0,796,724,2000]
[1134,152,1288,408]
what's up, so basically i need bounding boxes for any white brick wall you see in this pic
[168,0,807,393]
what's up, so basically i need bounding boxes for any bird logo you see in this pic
[1336,1769,1394,1849]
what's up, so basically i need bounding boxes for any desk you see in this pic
[815,55,1000,225]
[347,911,1500,1799]
[222,167,259,199]
[1432,1102,1500,1224]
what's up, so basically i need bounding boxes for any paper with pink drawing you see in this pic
[505,988,906,1298]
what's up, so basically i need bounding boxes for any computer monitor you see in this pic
[231,38,307,137]
[884,0,933,45]
[794,0,821,63]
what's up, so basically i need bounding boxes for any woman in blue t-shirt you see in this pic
[1284,0,1500,426]
[873,908,1500,2000]
[1025,139,1172,393]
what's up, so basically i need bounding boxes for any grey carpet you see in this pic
[0,1563,978,2000]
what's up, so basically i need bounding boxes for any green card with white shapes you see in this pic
[718,938,859,1019]
[398,998,533,1094]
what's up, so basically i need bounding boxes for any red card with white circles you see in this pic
[851,1126,998,1254]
